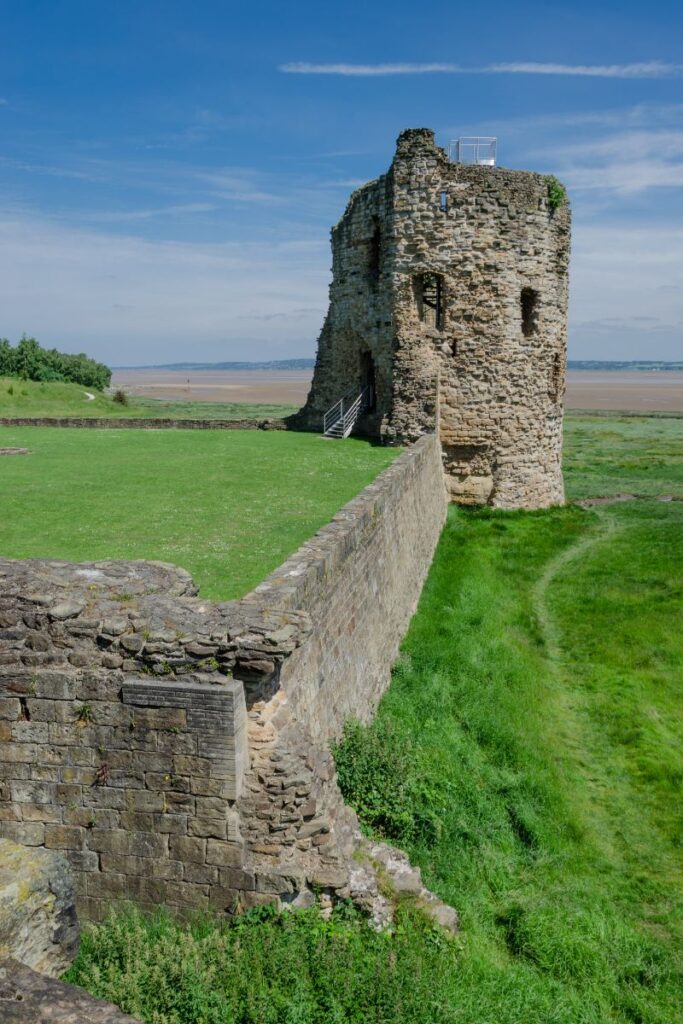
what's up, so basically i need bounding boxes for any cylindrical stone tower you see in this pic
[294,128,571,510]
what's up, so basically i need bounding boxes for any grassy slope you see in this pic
[0,428,397,599]
[64,415,683,1023]
[0,376,297,419]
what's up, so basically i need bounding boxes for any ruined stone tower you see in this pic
[294,128,571,509]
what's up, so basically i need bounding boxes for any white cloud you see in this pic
[196,170,283,203]
[0,211,329,365]
[89,203,216,222]
[487,61,681,78]
[551,130,683,195]
[569,223,683,357]
[280,62,465,76]
[280,60,682,79]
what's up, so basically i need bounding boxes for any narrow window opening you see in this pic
[415,272,445,330]
[368,217,381,286]
[439,191,448,212]
[521,287,539,337]
[19,697,30,721]
[451,339,458,358]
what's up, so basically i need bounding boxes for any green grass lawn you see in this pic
[0,427,398,599]
[0,376,297,420]
[563,411,683,498]
[26,414,683,1021]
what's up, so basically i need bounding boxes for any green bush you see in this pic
[0,335,111,389]
[66,904,462,1024]
[546,176,567,211]
[334,717,443,845]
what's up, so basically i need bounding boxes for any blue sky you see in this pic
[0,0,681,365]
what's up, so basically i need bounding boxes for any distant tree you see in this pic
[0,335,111,389]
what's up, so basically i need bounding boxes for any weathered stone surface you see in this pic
[294,127,570,510]
[0,435,454,930]
[0,959,140,1023]
[0,839,79,977]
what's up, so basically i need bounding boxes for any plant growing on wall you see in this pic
[546,176,567,211]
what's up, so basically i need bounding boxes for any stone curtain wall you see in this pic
[237,435,446,880]
[296,128,571,510]
[0,418,286,431]
[0,435,446,919]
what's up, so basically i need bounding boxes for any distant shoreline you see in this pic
[112,359,316,371]
[112,359,682,372]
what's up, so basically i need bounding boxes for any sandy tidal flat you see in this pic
[111,368,683,413]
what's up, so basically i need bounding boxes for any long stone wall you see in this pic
[0,435,447,921]
[0,417,286,430]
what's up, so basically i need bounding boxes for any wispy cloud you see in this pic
[569,223,683,357]
[552,129,683,195]
[197,170,282,203]
[280,60,682,79]
[0,210,329,364]
[89,203,216,222]
[0,98,8,106]
[488,61,681,78]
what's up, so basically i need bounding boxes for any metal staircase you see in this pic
[323,386,372,438]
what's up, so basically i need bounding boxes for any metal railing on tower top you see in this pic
[448,137,497,166]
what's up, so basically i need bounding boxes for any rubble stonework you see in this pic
[293,127,571,509]
[0,435,451,925]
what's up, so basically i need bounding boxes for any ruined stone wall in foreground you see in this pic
[0,435,447,921]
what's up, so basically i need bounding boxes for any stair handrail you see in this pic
[323,385,373,437]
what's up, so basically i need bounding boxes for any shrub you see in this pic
[546,176,567,211]
[334,719,442,845]
[112,389,129,406]
[0,335,111,389]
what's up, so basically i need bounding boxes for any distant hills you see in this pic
[115,358,682,373]
[114,359,316,371]
[568,360,683,371]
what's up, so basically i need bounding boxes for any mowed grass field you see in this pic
[0,427,398,599]
[0,376,297,420]
[64,414,683,1024]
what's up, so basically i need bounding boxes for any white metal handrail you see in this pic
[323,386,372,438]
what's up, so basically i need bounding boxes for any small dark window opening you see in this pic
[521,287,539,337]
[550,352,562,402]
[451,339,458,358]
[415,272,445,329]
[359,350,377,411]
[368,217,381,286]
[439,191,448,212]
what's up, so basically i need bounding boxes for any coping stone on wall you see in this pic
[0,417,287,430]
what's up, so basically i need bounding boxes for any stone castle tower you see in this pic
[294,128,571,509]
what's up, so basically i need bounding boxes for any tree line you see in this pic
[0,336,111,390]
